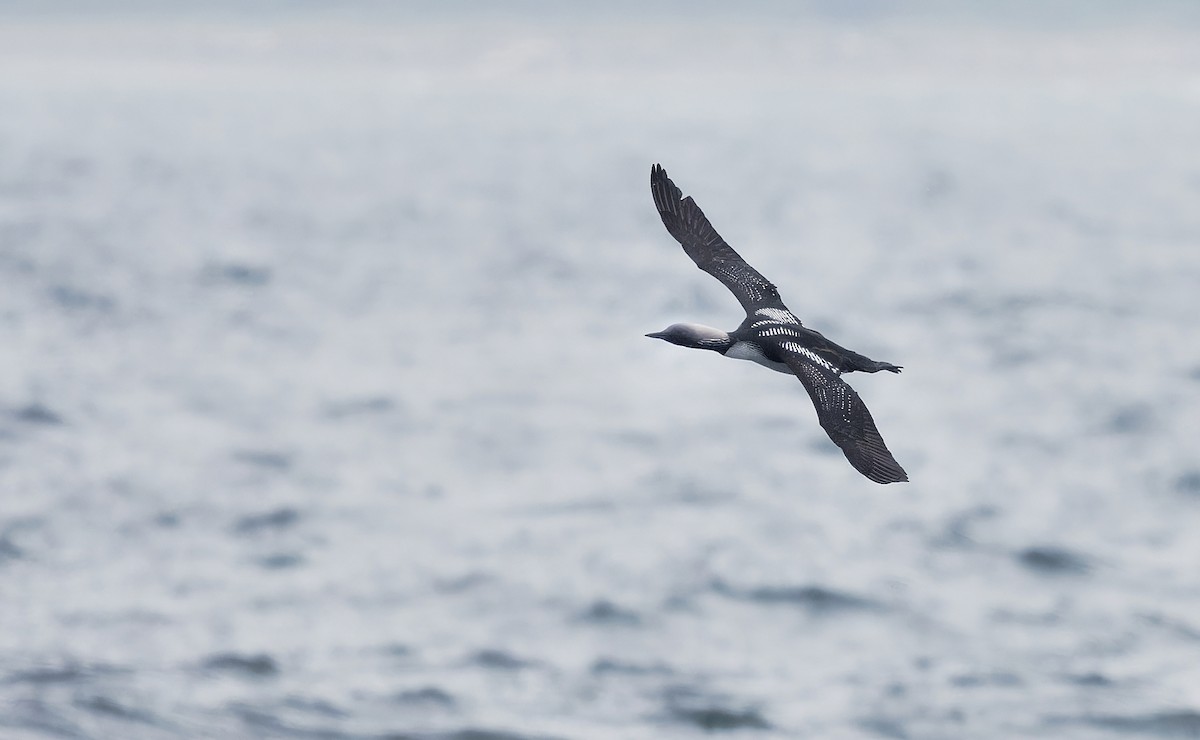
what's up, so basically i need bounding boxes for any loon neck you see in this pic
[695,329,734,352]
[700,337,733,352]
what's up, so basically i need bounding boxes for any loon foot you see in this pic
[876,362,903,374]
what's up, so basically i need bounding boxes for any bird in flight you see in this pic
[645,164,908,484]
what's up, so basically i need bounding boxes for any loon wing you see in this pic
[651,164,791,316]
[783,353,908,484]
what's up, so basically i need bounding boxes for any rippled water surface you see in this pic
[3,4,1200,738]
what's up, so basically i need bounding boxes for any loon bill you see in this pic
[646,164,908,484]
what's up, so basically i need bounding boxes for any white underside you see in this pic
[726,341,792,374]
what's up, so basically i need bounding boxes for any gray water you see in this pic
[2,4,1200,738]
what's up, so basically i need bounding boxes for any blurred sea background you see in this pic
[2,1,1200,738]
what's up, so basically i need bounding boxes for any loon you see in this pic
[646,164,908,484]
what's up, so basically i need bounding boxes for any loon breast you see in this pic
[725,340,792,374]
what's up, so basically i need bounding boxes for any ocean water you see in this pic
[2,4,1200,738]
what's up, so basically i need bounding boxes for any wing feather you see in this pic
[783,354,908,484]
[651,164,788,314]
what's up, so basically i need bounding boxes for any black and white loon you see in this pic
[646,164,908,484]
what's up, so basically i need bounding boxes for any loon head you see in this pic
[645,322,730,350]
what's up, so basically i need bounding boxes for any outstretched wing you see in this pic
[783,353,908,484]
[651,164,789,315]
